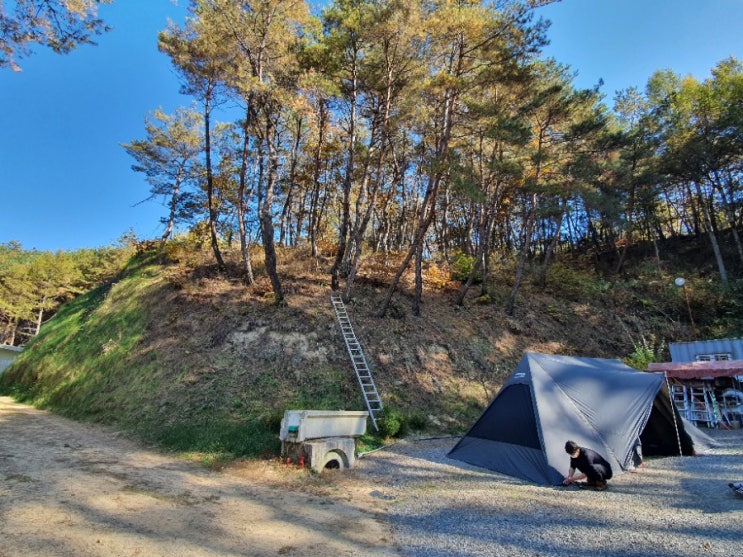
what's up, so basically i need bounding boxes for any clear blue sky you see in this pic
[2,0,742,252]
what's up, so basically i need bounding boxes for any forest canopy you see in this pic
[4,0,741,345]
[120,0,743,317]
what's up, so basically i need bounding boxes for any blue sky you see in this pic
[2,0,743,252]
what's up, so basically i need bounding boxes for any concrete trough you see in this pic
[279,410,368,473]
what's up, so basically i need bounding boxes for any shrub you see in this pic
[377,407,407,438]
[450,252,480,283]
[474,293,492,305]
[425,262,451,289]
[407,412,429,432]
[624,336,666,370]
[544,262,604,301]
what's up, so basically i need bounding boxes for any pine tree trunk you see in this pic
[204,99,225,271]
[378,179,440,317]
[330,50,359,291]
[507,194,538,316]
[261,116,285,304]
[694,182,729,289]
[308,100,328,259]
[539,208,564,289]
[237,108,255,286]
[160,179,180,248]
[34,297,45,337]
[279,116,303,246]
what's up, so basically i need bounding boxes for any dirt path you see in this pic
[0,397,398,557]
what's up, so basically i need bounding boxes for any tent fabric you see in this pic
[648,360,743,379]
[448,353,709,486]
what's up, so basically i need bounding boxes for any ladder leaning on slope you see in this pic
[330,293,383,431]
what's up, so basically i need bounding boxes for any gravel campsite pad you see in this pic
[354,432,743,557]
[1,396,742,557]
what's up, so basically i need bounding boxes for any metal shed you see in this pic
[669,338,743,362]
[650,338,743,429]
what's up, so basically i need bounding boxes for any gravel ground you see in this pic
[353,428,743,557]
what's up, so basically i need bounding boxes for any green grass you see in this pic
[142,418,282,461]
[1,254,157,409]
[0,253,160,420]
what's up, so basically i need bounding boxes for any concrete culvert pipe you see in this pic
[293,437,358,472]
[322,449,349,471]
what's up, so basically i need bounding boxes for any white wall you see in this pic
[0,345,22,374]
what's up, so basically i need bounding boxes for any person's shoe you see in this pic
[595,480,607,491]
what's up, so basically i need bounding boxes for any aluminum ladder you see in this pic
[708,390,729,428]
[687,384,719,427]
[330,293,383,431]
[670,383,690,420]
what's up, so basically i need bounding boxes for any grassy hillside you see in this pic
[1,241,740,464]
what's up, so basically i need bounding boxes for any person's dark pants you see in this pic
[585,464,612,483]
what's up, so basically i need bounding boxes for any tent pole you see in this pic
[664,372,683,456]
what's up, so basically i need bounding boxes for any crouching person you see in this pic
[562,440,613,491]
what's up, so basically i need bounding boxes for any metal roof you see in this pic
[649,359,743,379]
[669,338,743,362]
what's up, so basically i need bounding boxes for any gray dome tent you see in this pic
[447,353,710,485]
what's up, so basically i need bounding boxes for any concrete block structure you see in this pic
[279,410,368,472]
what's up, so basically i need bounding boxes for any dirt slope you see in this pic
[134,254,680,432]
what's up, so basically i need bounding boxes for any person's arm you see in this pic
[563,467,587,485]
